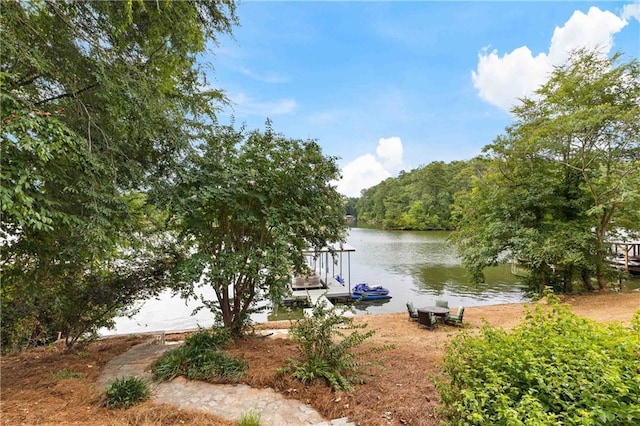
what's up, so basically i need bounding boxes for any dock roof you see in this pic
[302,242,356,254]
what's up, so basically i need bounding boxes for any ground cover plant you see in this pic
[151,327,247,382]
[439,295,640,425]
[104,376,151,409]
[237,410,262,426]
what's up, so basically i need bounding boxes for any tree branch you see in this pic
[33,83,97,107]
[9,72,41,91]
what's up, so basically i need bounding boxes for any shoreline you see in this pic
[99,290,640,340]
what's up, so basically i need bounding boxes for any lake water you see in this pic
[101,227,638,335]
[344,228,528,316]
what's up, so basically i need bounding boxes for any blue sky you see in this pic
[205,1,640,197]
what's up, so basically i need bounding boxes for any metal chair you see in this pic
[444,306,465,327]
[406,302,419,321]
[435,299,449,309]
[417,310,437,330]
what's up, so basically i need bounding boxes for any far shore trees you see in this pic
[161,123,347,337]
[451,49,640,293]
[356,160,478,230]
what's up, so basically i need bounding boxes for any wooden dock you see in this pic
[609,236,640,276]
[284,275,354,316]
[283,243,357,316]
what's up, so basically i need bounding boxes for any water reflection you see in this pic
[346,228,530,315]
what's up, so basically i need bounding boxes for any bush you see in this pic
[282,300,392,392]
[105,376,150,409]
[151,328,247,382]
[438,295,640,425]
[1,252,179,352]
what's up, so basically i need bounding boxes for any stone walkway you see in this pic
[98,341,354,426]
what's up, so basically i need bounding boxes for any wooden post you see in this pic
[625,244,630,272]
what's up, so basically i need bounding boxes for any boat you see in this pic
[353,282,389,295]
[351,293,392,301]
[351,282,392,300]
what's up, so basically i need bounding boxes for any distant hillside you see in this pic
[353,158,487,230]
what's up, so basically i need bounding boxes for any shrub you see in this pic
[105,376,150,409]
[151,328,247,382]
[438,295,640,425]
[2,251,180,352]
[282,299,392,392]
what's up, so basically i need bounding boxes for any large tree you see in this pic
[1,0,237,349]
[162,123,347,337]
[451,49,640,293]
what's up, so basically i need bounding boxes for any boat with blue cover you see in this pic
[351,282,392,300]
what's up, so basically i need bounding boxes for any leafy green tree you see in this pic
[162,123,347,337]
[1,0,237,349]
[451,49,640,292]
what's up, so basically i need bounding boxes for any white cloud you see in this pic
[548,7,627,63]
[622,3,640,22]
[472,46,550,112]
[336,137,405,197]
[228,93,297,116]
[376,136,404,171]
[336,154,391,198]
[238,67,288,83]
[472,6,629,112]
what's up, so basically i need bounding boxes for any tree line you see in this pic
[353,158,485,230]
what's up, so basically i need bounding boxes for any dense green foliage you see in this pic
[451,49,640,292]
[356,159,484,230]
[105,377,151,409]
[1,1,237,350]
[150,328,247,382]
[439,296,640,424]
[161,123,347,337]
[282,300,391,392]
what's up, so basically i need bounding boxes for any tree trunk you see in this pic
[581,269,595,292]
[563,266,573,293]
[595,261,608,291]
[216,278,234,331]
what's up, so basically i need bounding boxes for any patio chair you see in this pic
[435,299,449,309]
[418,310,437,330]
[406,302,419,321]
[444,306,465,327]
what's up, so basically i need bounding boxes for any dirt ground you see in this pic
[2,291,639,426]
